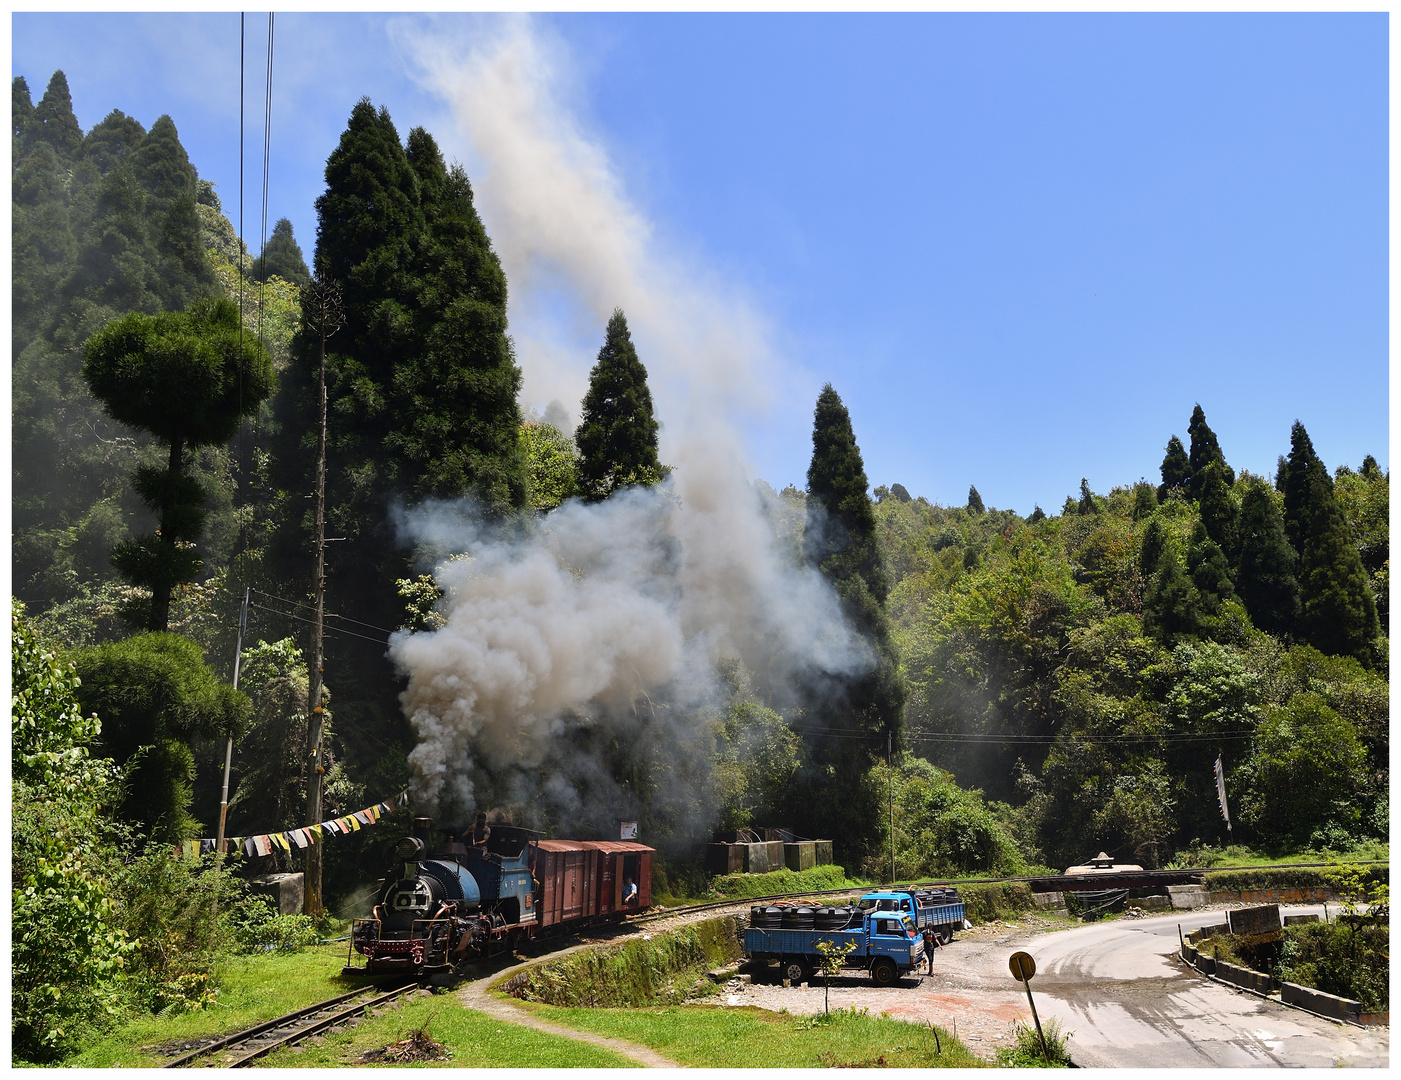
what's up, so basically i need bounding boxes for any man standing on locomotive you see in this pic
[471,812,490,846]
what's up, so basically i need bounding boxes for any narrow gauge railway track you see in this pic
[162,982,418,1068]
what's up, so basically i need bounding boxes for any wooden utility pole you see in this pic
[303,276,342,917]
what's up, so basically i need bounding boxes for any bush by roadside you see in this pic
[1203,864,1387,893]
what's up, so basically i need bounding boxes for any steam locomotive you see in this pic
[346,817,654,983]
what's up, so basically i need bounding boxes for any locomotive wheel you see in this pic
[781,959,808,985]
[870,959,898,987]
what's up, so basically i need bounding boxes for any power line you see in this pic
[251,588,400,636]
[246,601,389,647]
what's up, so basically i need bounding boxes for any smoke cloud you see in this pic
[385,17,865,841]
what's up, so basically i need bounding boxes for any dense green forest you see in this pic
[10,71,1389,1059]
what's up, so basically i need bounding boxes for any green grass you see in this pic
[519,1001,986,1068]
[708,864,868,900]
[1166,841,1388,870]
[61,945,363,1067]
[257,994,636,1068]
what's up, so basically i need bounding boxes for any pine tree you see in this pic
[1139,517,1169,578]
[1235,476,1300,637]
[1360,454,1382,480]
[1280,422,1328,556]
[1158,435,1190,501]
[796,384,904,861]
[1028,505,1046,524]
[967,485,985,514]
[1186,404,1234,497]
[251,217,311,290]
[31,70,82,162]
[83,297,274,630]
[575,310,663,502]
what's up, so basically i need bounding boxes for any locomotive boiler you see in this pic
[347,817,653,983]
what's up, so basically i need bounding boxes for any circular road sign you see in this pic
[1009,951,1036,982]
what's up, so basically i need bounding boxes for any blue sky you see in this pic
[13,12,1388,514]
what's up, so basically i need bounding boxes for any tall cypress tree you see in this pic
[575,310,663,502]
[1278,422,1379,662]
[395,128,526,509]
[31,70,82,163]
[967,485,985,514]
[1235,475,1300,637]
[1078,478,1098,515]
[1186,404,1234,497]
[1158,435,1190,501]
[1185,521,1234,617]
[129,115,215,311]
[13,75,35,153]
[250,217,311,290]
[794,384,904,862]
[1196,458,1238,561]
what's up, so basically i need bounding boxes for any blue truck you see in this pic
[743,887,966,987]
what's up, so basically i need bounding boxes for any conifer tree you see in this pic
[1235,475,1300,637]
[250,217,311,290]
[967,485,985,514]
[129,115,215,311]
[1158,435,1190,501]
[796,384,904,861]
[575,310,663,502]
[1185,521,1234,617]
[395,128,526,508]
[31,70,82,162]
[83,297,274,630]
[1186,404,1234,497]
[80,109,146,175]
[1142,536,1198,642]
[1028,505,1046,524]
[1277,422,1379,662]
[1078,478,1098,515]
[1196,458,1238,561]
[1139,517,1168,578]
[12,75,35,152]
[1132,481,1157,521]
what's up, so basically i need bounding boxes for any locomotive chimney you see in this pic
[413,816,433,846]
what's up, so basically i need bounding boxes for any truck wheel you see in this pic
[870,959,898,987]
[782,960,807,985]
[938,927,953,945]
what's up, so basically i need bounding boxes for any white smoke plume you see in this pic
[385,16,866,839]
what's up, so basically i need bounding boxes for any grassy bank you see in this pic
[708,864,867,900]
[60,946,359,1067]
[1202,863,1388,893]
[1197,919,1389,1012]
[506,917,743,1007]
[1169,840,1387,870]
[258,994,635,1068]
[522,1001,986,1068]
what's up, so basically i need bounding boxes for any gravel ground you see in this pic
[703,914,1070,1058]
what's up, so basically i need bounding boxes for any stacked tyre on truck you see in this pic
[743,886,966,987]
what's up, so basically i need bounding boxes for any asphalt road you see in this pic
[992,906,1388,1068]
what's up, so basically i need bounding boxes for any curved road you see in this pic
[959,906,1387,1068]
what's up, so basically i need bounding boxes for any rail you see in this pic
[161,982,418,1068]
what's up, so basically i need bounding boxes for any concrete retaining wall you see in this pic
[1281,982,1362,1023]
[1167,885,1207,910]
[1216,960,1272,995]
[1032,891,1065,910]
[1210,887,1337,906]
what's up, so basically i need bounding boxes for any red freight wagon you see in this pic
[535,840,600,928]
[583,841,652,915]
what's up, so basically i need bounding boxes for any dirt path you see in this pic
[456,952,683,1069]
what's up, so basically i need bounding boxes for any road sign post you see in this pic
[1009,951,1049,1061]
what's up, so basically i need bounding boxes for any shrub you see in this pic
[1203,864,1387,893]
[994,1018,1074,1067]
[232,896,322,953]
[1276,921,1389,1012]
